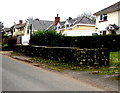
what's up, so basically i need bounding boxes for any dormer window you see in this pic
[65,24,70,29]
[62,25,65,28]
[58,26,61,29]
[66,24,69,28]
[99,14,108,22]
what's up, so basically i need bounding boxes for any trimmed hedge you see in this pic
[30,32,120,52]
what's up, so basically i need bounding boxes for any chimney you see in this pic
[55,14,60,26]
[19,20,23,24]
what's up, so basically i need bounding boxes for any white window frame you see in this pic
[100,14,108,22]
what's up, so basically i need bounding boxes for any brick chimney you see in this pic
[55,14,60,26]
[19,20,23,24]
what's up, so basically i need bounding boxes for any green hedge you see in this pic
[30,30,120,52]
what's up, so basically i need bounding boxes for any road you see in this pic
[1,54,104,91]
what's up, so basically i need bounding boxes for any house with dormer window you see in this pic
[94,1,120,35]
[49,15,96,36]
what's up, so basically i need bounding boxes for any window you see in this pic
[58,26,61,29]
[103,31,106,35]
[65,24,69,29]
[27,26,30,34]
[66,24,69,28]
[19,27,24,31]
[100,14,108,22]
[62,25,65,28]
[27,29,29,34]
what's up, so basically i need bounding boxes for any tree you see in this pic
[0,21,4,36]
[77,12,96,23]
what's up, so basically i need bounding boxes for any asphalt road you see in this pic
[2,54,105,91]
[0,54,2,92]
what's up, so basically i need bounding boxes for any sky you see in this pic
[0,0,120,27]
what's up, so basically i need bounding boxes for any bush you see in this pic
[30,30,64,46]
[2,37,17,50]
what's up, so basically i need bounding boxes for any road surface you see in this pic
[2,54,105,91]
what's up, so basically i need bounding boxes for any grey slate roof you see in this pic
[27,19,54,31]
[47,16,95,30]
[94,1,120,15]
[60,16,95,26]
[74,16,95,25]
[14,24,26,29]
[4,27,10,32]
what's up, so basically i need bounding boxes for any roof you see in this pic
[4,27,10,32]
[94,1,120,15]
[27,19,54,31]
[47,16,95,31]
[60,16,95,26]
[14,24,26,29]
[75,16,95,25]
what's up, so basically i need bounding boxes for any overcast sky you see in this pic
[0,0,120,27]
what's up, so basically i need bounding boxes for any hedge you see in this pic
[30,31,120,52]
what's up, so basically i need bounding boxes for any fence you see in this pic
[14,45,110,66]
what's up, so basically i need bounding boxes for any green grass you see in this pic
[89,51,120,76]
[110,51,120,66]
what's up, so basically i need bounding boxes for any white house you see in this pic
[14,18,54,45]
[94,1,120,35]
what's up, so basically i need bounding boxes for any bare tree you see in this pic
[0,21,4,36]
[78,12,96,22]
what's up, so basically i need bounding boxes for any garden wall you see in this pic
[14,45,110,66]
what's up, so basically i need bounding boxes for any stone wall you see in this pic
[14,45,109,66]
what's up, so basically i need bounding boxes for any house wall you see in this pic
[118,11,120,34]
[63,25,96,32]
[119,11,120,26]
[96,11,119,32]
[13,29,20,36]
[24,23,30,36]
[72,25,96,31]
[13,28,25,36]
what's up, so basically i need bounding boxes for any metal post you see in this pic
[29,24,32,56]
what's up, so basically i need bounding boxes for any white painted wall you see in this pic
[22,35,30,45]
[62,30,100,36]
[96,11,119,31]
[118,11,120,34]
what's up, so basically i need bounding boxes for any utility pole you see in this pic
[29,23,32,56]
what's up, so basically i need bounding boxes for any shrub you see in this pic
[5,37,17,50]
[30,30,64,46]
